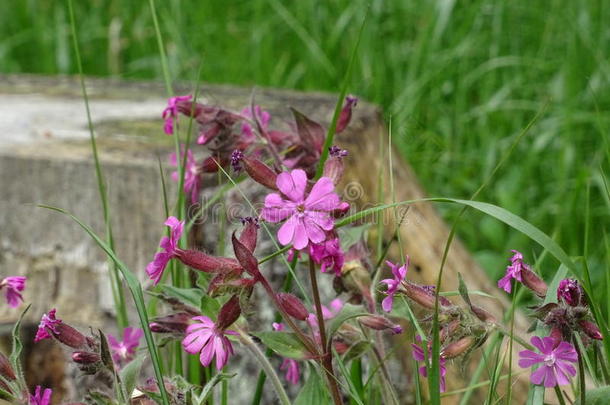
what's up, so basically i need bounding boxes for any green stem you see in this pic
[574,335,586,405]
[237,328,291,405]
[553,386,567,405]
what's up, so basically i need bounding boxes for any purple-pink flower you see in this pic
[146,216,184,285]
[30,386,52,405]
[240,105,271,140]
[108,327,144,367]
[170,149,201,203]
[309,237,345,275]
[497,250,530,293]
[380,259,409,312]
[412,336,446,392]
[0,276,26,308]
[182,316,237,370]
[518,336,578,388]
[34,308,62,342]
[272,322,301,384]
[306,298,343,331]
[557,278,582,307]
[162,95,192,135]
[262,169,342,250]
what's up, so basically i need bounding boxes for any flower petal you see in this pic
[277,170,307,202]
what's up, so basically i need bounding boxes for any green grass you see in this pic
[2,0,609,300]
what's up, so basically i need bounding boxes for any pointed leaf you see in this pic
[120,355,145,397]
[253,332,309,360]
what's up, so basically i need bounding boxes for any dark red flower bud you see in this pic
[336,95,358,134]
[242,157,278,190]
[231,233,260,277]
[0,352,16,381]
[440,320,461,343]
[557,278,583,307]
[441,336,476,359]
[217,295,241,331]
[403,282,452,310]
[471,305,496,323]
[150,312,192,334]
[55,323,87,349]
[72,351,101,365]
[359,315,403,334]
[176,249,241,273]
[579,320,603,340]
[277,293,309,321]
[200,155,229,173]
[549,327,563,346]
[239,218,258,252]
[290,108,325,153]
[521,269,547,298]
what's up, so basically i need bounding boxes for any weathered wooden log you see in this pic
[0,74,545,403]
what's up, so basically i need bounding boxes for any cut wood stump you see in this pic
[0,74,550,404]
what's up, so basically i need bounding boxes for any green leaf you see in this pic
[294,367,332,405]
[200,295,221,319]
[457,272,472,308]
[120,355,145,398]
[159,285,203,308]
[253,332,308,360]
[9,304,30,382]
[338,224,370,251]
[574,386,610,405]
[194,372,236,405]
[342,340,372,363]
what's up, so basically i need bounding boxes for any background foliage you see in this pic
[2,0,608,296]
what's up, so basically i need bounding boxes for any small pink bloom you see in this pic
[108,327,144,367]
[412,336,447,392]
[306,298,343,330]
[146,216,184,284]
[498,250,530,293]
[170,149,201,203]
[309,238,345,275]
[272,323,301,384]
[182,316,237,370]
[380,259,409,312]
[262,169,342,250]
[0,276,26,308]
[557,278,582,307]
[34,309,62,342]
[162,95,192,135]
[30,386,52,405]
[241,106,271,140]
[518,336,578,388]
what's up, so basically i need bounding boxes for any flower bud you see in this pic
[336,95,358,134]
[176,250,241,273]
[521,268,547,298]
[579,320,603,340]
[277,293,309,321]
[200,155,228,173]
[470,305,496,323]
[239,218,258,252]
[71,351,101,365]
[242,157,278,190]
[440,320,461,343]
[549,327,563,345]
[149,312,192,334]
[216,295,241,331]
[0,352,16,381]
[557,278,583,307]
[55,323,88,349]
[359,315,403,334]
[441,336,476,359]
[323,155,345,186]
[402,282,452,310]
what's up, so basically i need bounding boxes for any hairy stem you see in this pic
[309,258,343,405]
[574,336,586,405]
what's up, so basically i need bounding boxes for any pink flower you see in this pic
[146,216,184,284]
[170,149,201,203]
[262,169,342,250]
[162,95,192,135]
[412,336,447,392]
[0,276,26,308]
[108,327,144,367]
[380,259,409,312]
[557,278,582,307]
[182,316,237,370]
[498,250,529,293]
[240,105,271,140]
[30,386,52,405]
[309,238,344,275]
[518,336,578,388]
[34,309,62,342]
[272,323,301,384]
[306,298,343,331]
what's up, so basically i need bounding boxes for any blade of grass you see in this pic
[40,205,171,405]
[66,0,128,330]
[314,5,369,179]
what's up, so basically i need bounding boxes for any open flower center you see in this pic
[296,204,305,213]
[543,353,556,367]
